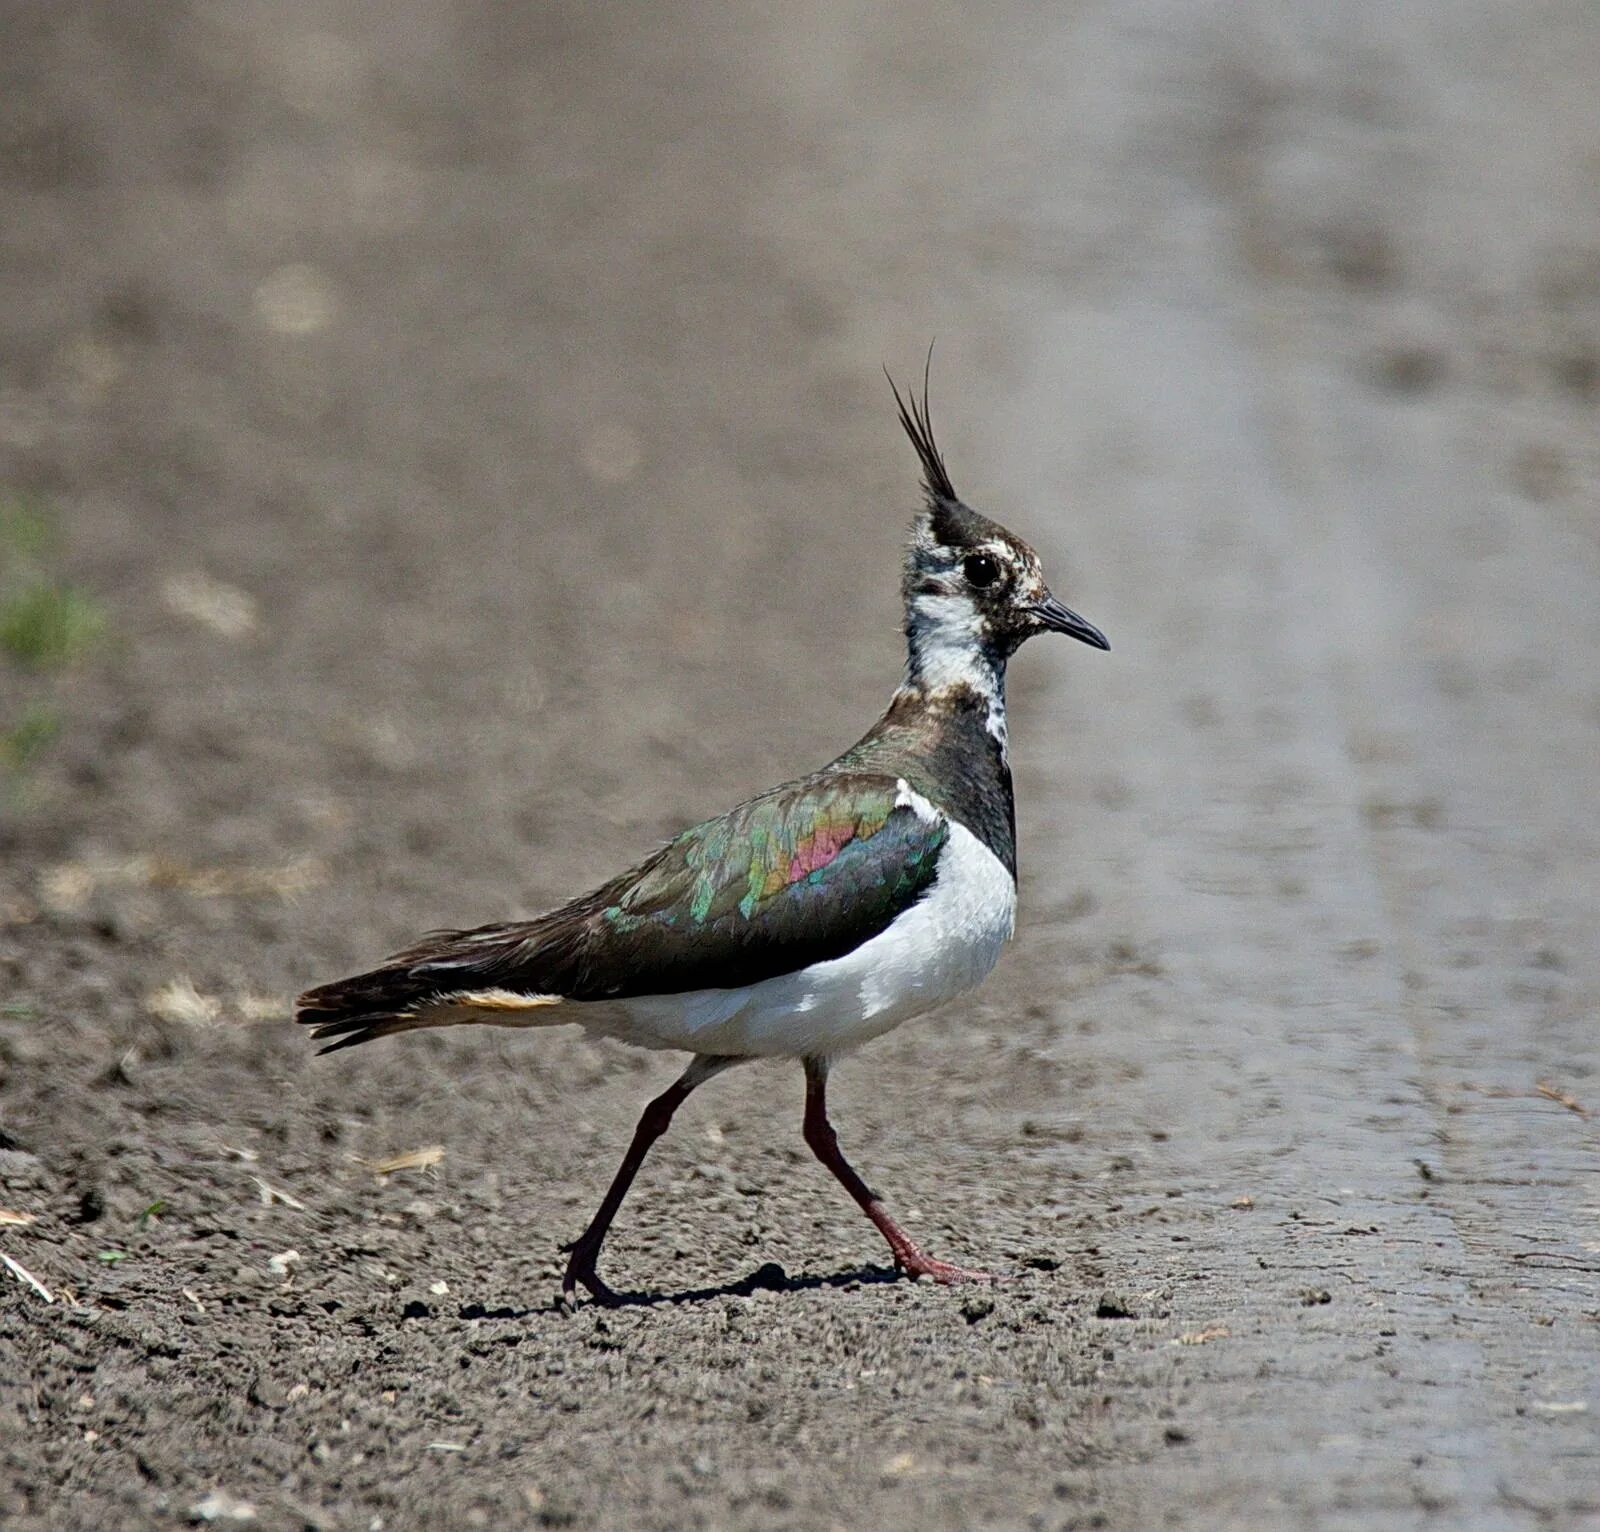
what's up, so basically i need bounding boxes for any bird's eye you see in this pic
[963,552,1001,589]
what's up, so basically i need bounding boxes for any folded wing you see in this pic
[297,773,949,1048]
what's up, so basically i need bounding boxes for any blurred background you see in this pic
[2,3,1597,1529]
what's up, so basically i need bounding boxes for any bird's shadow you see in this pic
[457,1261,906,1321]
[576,1259,907,1310]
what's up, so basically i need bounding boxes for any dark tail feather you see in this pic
[296,1005,438,1055]
[295,926,567,1054]
[295,963,438,1053]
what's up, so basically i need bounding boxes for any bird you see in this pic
[296,367,1109,1305]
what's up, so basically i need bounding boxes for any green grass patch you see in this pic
[0,494,107,782]
[0,703,59,772]
[0,579,105,669]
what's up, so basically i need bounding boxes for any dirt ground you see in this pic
[2,3,1598,1528]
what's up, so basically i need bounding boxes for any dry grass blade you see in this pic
[1,1251,55,1302]
[361,1145,445,1176]
[1535,1080,1590,1118]
[1175,1324,1230,1345]
[251,1177,307,1210]
[145,854,327,899]
[147,976,222,1025]
[0,1209,38,1227]
[160,570,259,638]
[40,853,326,914]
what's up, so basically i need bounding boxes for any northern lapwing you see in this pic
[296,369,1109,1304]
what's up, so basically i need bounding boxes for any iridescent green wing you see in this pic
[565,773,949,998]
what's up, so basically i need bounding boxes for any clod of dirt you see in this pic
[188,1488,257,1523]
[0,1149,48,1188]
[1371,341,1448,394]
[1095,1294,1136,1320]
[1299,1288,1333,1306]
[247,1375,287,1411]
[745,1261,787,1291]
[530,1491,576,1529]
[961,1294,996,1324]
[93,1054,138,1089]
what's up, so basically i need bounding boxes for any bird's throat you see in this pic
[903,597,1008,752]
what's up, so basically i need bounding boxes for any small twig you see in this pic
[1510,1252,1600,1272]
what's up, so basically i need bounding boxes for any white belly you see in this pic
[585,821,1016,1059]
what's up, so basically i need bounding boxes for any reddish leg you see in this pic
[562,1054,737,1305]
[801,1056,994,1284]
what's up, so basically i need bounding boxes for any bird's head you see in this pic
[889,366,1108,695]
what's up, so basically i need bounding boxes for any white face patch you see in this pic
[900,514,1050,753]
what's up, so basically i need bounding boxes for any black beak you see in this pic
[1029,594,1110,651]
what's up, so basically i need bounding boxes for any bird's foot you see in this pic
[894,1246,997,1285]
[560,1241,625,1308]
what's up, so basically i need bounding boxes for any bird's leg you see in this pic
[801,1056,994,1285]
[562,1053,738,1305]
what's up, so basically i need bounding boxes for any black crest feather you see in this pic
[886,347,958,508]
